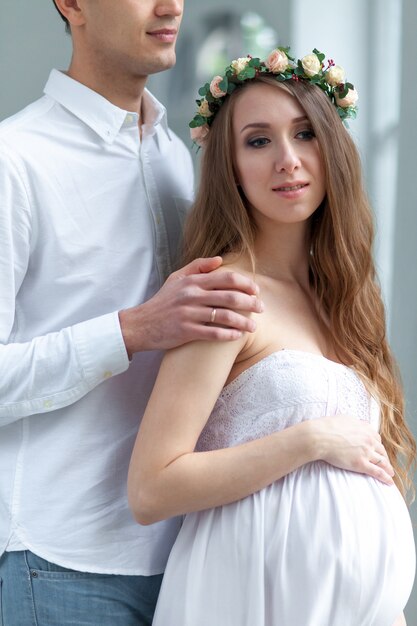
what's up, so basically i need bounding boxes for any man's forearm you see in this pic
[0,312,129,425]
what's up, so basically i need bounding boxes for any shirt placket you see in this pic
[139,135,172,286]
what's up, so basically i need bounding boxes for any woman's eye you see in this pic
[296,129,315,140]
[247,137,270,148]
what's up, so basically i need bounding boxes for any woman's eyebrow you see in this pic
[240,116,309,133]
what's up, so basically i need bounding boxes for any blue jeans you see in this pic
[0,550,163,626]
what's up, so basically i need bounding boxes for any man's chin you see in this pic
[149,53,177,75]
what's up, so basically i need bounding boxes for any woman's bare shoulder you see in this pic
[213,253,256,280]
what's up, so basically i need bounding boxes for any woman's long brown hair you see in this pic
[182,76,416,501]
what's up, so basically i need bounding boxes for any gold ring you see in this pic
[210,308,217,323]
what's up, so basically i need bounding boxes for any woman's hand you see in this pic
[314,415,395,485]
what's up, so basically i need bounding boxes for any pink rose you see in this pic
[210,76,227,99]
[265,49,289,74]
[190,124,210,147]
[335,87,359,108]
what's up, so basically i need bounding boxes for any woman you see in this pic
[128,47,416,625]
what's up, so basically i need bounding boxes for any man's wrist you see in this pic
[118,308,135,360]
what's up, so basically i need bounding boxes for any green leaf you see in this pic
[238,66,256,80]
[192,115,208,127]
[312,48,325,63]
[198,83,210,97]
[227,83,236,95]
[219,77,228,92]
[189,116,207,128]
[249,57,261,68]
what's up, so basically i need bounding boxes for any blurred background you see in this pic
[1,0,416,619]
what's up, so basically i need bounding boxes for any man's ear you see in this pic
[54,0,86,28]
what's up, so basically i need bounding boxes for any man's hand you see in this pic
[119,257,263,357]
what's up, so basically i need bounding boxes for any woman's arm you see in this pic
[128,337,394,525]
[392,613,406,626]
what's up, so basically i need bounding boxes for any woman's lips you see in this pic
[272,182,309,198]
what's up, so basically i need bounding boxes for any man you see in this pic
[0,1,262,624]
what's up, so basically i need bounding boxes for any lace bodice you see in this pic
[196,349,380,452]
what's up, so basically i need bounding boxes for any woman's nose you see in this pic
[275,141,301,173]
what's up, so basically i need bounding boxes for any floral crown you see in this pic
[189,47,358,146]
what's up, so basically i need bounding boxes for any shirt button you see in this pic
[43,400,53,409]
[103,371,112,379]
[126,114,134,123]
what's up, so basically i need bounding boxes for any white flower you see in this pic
[190,124,210,147]
[198,99,213,118]
[335,87,359,108]
[210,76,227,99]
[265,49,289,74]
[301,53,321,77]
[325,65,345,86]
[231,57,250,74]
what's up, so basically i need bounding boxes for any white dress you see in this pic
[153,350,416,626]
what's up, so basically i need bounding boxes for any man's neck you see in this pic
[67,56,147,114]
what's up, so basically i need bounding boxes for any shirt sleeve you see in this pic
[0,147,130,427]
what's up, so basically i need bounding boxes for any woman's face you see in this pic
[232,82,326,233]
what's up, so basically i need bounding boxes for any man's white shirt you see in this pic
[0,70,194,574]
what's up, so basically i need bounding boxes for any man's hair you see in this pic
[52,1,70,33]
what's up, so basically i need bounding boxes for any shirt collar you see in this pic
[44,69,171,144]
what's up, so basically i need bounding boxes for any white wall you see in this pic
[391,0,417,619]
[0,0,71,119]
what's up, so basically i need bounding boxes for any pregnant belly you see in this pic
[174,462,415,625]
[263,462,416,622]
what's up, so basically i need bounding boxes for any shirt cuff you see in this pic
[72,312,130,386]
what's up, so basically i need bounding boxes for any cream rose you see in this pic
[231,57,250,74]
[198,99,213,118]
[301,53,321,77]
[210,76,227,98]
[190,124,210,147]
[265,49,289,74]
[325,65,345,86]
[335,87,359,108]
